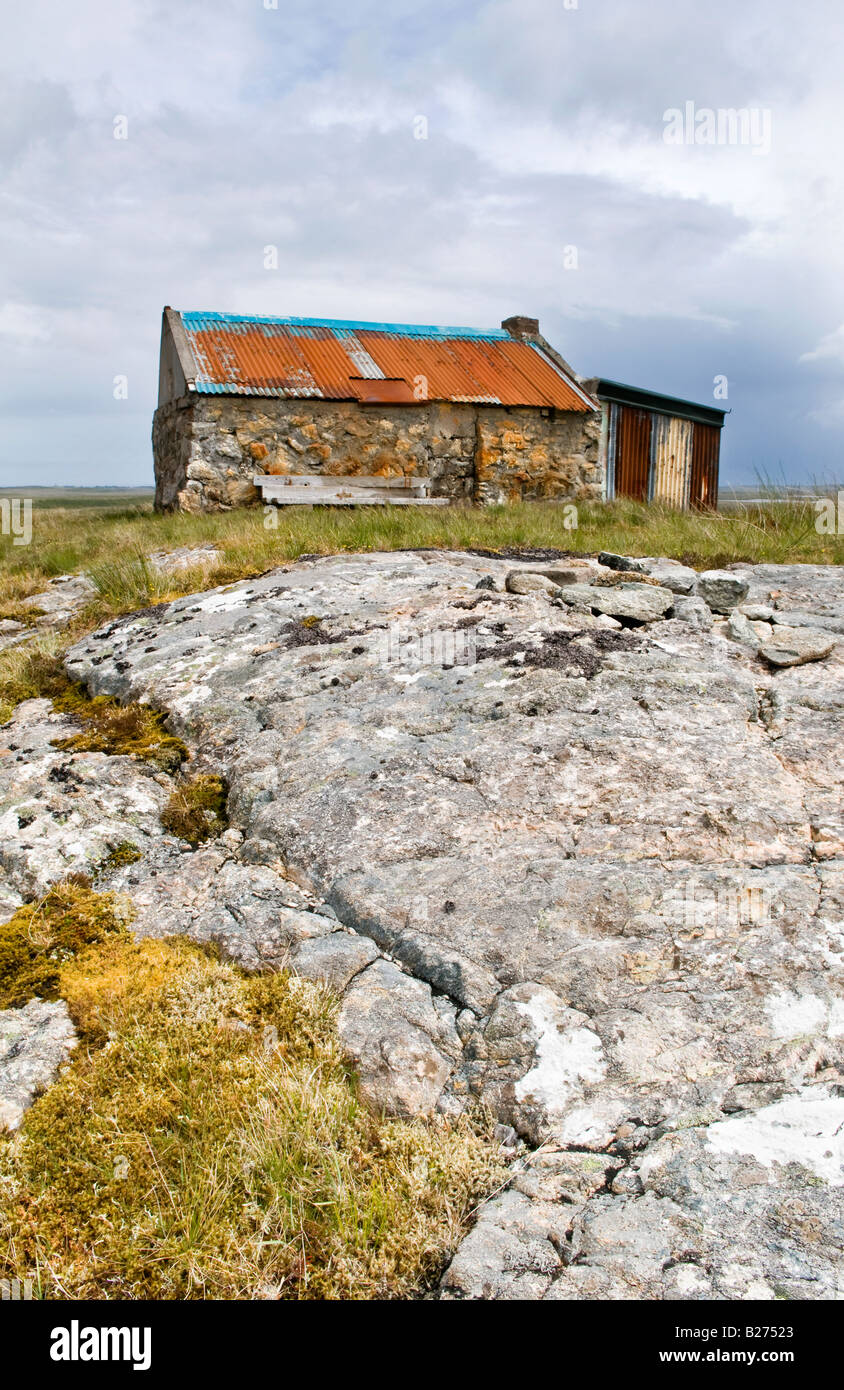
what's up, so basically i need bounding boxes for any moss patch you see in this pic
[0,650,186,770]
[0,642,65,722]
[92,841,143,884]
[0,935,504,1299]
[44,666,187,772]
[0,881,132,1009]
[160,774,228,845]
[0,604,44,628]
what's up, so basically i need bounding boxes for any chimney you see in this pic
[502,315,539,340]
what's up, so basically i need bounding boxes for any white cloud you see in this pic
[801,324,844,367]
[0,303,52,340]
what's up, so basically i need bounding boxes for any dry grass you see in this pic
[0,496,840,626]
[0,932,504,1300]
[160,775,228,845]
[0,639,65,724]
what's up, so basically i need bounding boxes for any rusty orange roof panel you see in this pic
[179,312,593,410]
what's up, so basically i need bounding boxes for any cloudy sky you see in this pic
[2,0,843,486]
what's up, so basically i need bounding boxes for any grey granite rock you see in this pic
[505,571,560,595]
[482,983,607,1144]
[337,958,460,1116]
[726,611,761,648]
[107,842,340,971]
[696,569,750,612]
[440,1188,571,1300]
[671,595,713,629]
[759,625,835,667]
[640,559,697,594]
[55,549,844,1299]
[21,574,96,625]
[0,999,77,1132]
[147,547,222,574]
[597,553,646,574]
[290,932,379,991]
[555,580,674,623]
[0,698,172,902]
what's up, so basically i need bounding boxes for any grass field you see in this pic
[0,486,154,511]
[2,495,841,601]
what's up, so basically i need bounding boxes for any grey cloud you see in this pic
[1,0,842,485]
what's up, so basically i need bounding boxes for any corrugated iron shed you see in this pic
[594,379,725,511]
[178,312,594,412]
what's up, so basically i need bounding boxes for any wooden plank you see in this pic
[259,483,427,498]
[253,473,430,491]
[260,488,410,504]
[262,495,449,507]
[253,471,446,507]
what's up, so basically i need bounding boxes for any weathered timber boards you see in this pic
[253,473,447,506]
[261,495,450,506]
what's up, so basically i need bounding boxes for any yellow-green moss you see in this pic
[0,881,132,1009]
[92,841,143,883]
[0,649,186,770]
[51,677,187,773]
[0,935,504,1300]
[160,774,227,845]
[0,644,67,722]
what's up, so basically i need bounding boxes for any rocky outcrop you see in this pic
[0,575,97,655]
[0,999,77,1132]
[5,548,840,1299]
[0,699,172,901]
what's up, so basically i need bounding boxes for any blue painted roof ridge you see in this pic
[180,310,510,340]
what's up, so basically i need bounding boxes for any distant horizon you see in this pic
[3,482,842,499]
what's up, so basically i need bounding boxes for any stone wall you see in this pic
[152,398,196,511]
[475,407,603,505]
[153,393,602,513]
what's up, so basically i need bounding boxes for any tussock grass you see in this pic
[0,637,66,723]
[0,496,839,629]
[160,774,228,845]
[0,933,504,1299]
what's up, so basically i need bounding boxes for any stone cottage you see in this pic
[153,308,725,512]
[152,310,604,511]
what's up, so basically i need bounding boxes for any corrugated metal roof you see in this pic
[179,312,593,411]
[595,379,726,428]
